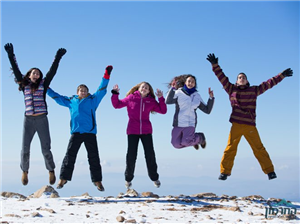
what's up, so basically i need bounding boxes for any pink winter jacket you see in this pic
[111,91,167,135]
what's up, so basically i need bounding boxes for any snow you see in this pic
[1,187,299,223]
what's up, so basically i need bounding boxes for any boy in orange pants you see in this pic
[206,53,293,180]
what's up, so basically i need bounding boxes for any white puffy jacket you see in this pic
[165,87,214,127]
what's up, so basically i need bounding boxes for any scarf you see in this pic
[182,85,196,95]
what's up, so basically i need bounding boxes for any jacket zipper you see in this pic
[140,97,143,134]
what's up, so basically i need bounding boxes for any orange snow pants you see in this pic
[220,122,274,175]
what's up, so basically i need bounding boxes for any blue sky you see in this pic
[1,1,299,201]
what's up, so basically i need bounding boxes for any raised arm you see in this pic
[198,88,215,114]
[207,53,234,95]
[47,88,71,108]
[4,43,23,82]
[153,89,167,114]
[165,87,177,104]
[111,84,129,109]
[92,65,113,108]
[43,48,67,89]
[256,68,293,96]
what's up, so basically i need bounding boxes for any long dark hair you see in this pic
[15,67,43,91]
[168,74,197,89]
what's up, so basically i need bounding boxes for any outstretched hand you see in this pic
[111,84,120,94]
[206,53,218,64]
[208,87,214,98]
[4,43,14,57]
[55,48,67,59]
[281,68,293,77]
[155,89,163,98]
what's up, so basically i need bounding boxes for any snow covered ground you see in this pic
[1,186,299,223]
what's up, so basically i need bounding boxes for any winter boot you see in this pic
[57,179,68,189]
[218,173,229,180]
[49,171,56,185]
[193,144,199,150]
[154,180,161,188]
[94,181,105,191]
[268,172,277,180]
[21,171,28,185]
[125,181,132,189]
[200,140,206,149]
[199,133,206,149]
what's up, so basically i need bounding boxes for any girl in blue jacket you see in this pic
[47,65,113,191]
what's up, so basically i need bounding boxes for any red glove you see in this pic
[104,65,113,79]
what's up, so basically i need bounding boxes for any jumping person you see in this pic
[206,53,293,180]
[4,43,66,186]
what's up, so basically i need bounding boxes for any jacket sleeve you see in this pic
[7,54,23,83]
[47,88,71,108]
[111,93,130,109]
[212,64,234,95]
[152,97,167,114]
[256,73,285,96]
[92,77,109,109]
[165,88,177,104]
[43,55,64,89]
[198,97,215,114]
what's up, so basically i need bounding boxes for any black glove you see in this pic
[4,43,14,57]
[206,53,218,64]
[106,65,113,75]
[111,89,119,94]
[281,68,293,77]
[55,48,67,59]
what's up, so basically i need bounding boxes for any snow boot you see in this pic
[57,179,68,189]
[154,180,161,188]
[94,181,105,191]
[198,133,206,149]
[49,171,56,185]
[21,171,28,185]
[268,172,277,180]
[218,173,229,180]
[193,144,199,150]
[125,181,132,189]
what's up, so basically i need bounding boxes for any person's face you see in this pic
[29,69,41,83]
[185,77,196,89]
[236,74,248,86]
[138,83,150,97]
[77,87,88,98]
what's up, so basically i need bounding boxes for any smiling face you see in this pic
[185,76,196,89]
[138,83,150,97]
[29,69,41,83]
[77,86,88,99]
[236,73,248,86]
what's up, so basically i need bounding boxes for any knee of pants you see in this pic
[171,142,182,149]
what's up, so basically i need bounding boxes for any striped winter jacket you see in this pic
[212,64,285,126]
[7,52,62,116]
[165,88,214,127]
[24,79,47,115]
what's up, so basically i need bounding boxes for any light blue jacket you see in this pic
[47,77,109,134]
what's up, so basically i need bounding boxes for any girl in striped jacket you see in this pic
[4,43,66,186]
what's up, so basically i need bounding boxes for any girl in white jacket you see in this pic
[166,75,214,149]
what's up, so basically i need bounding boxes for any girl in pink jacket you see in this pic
[111,82,167,189]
